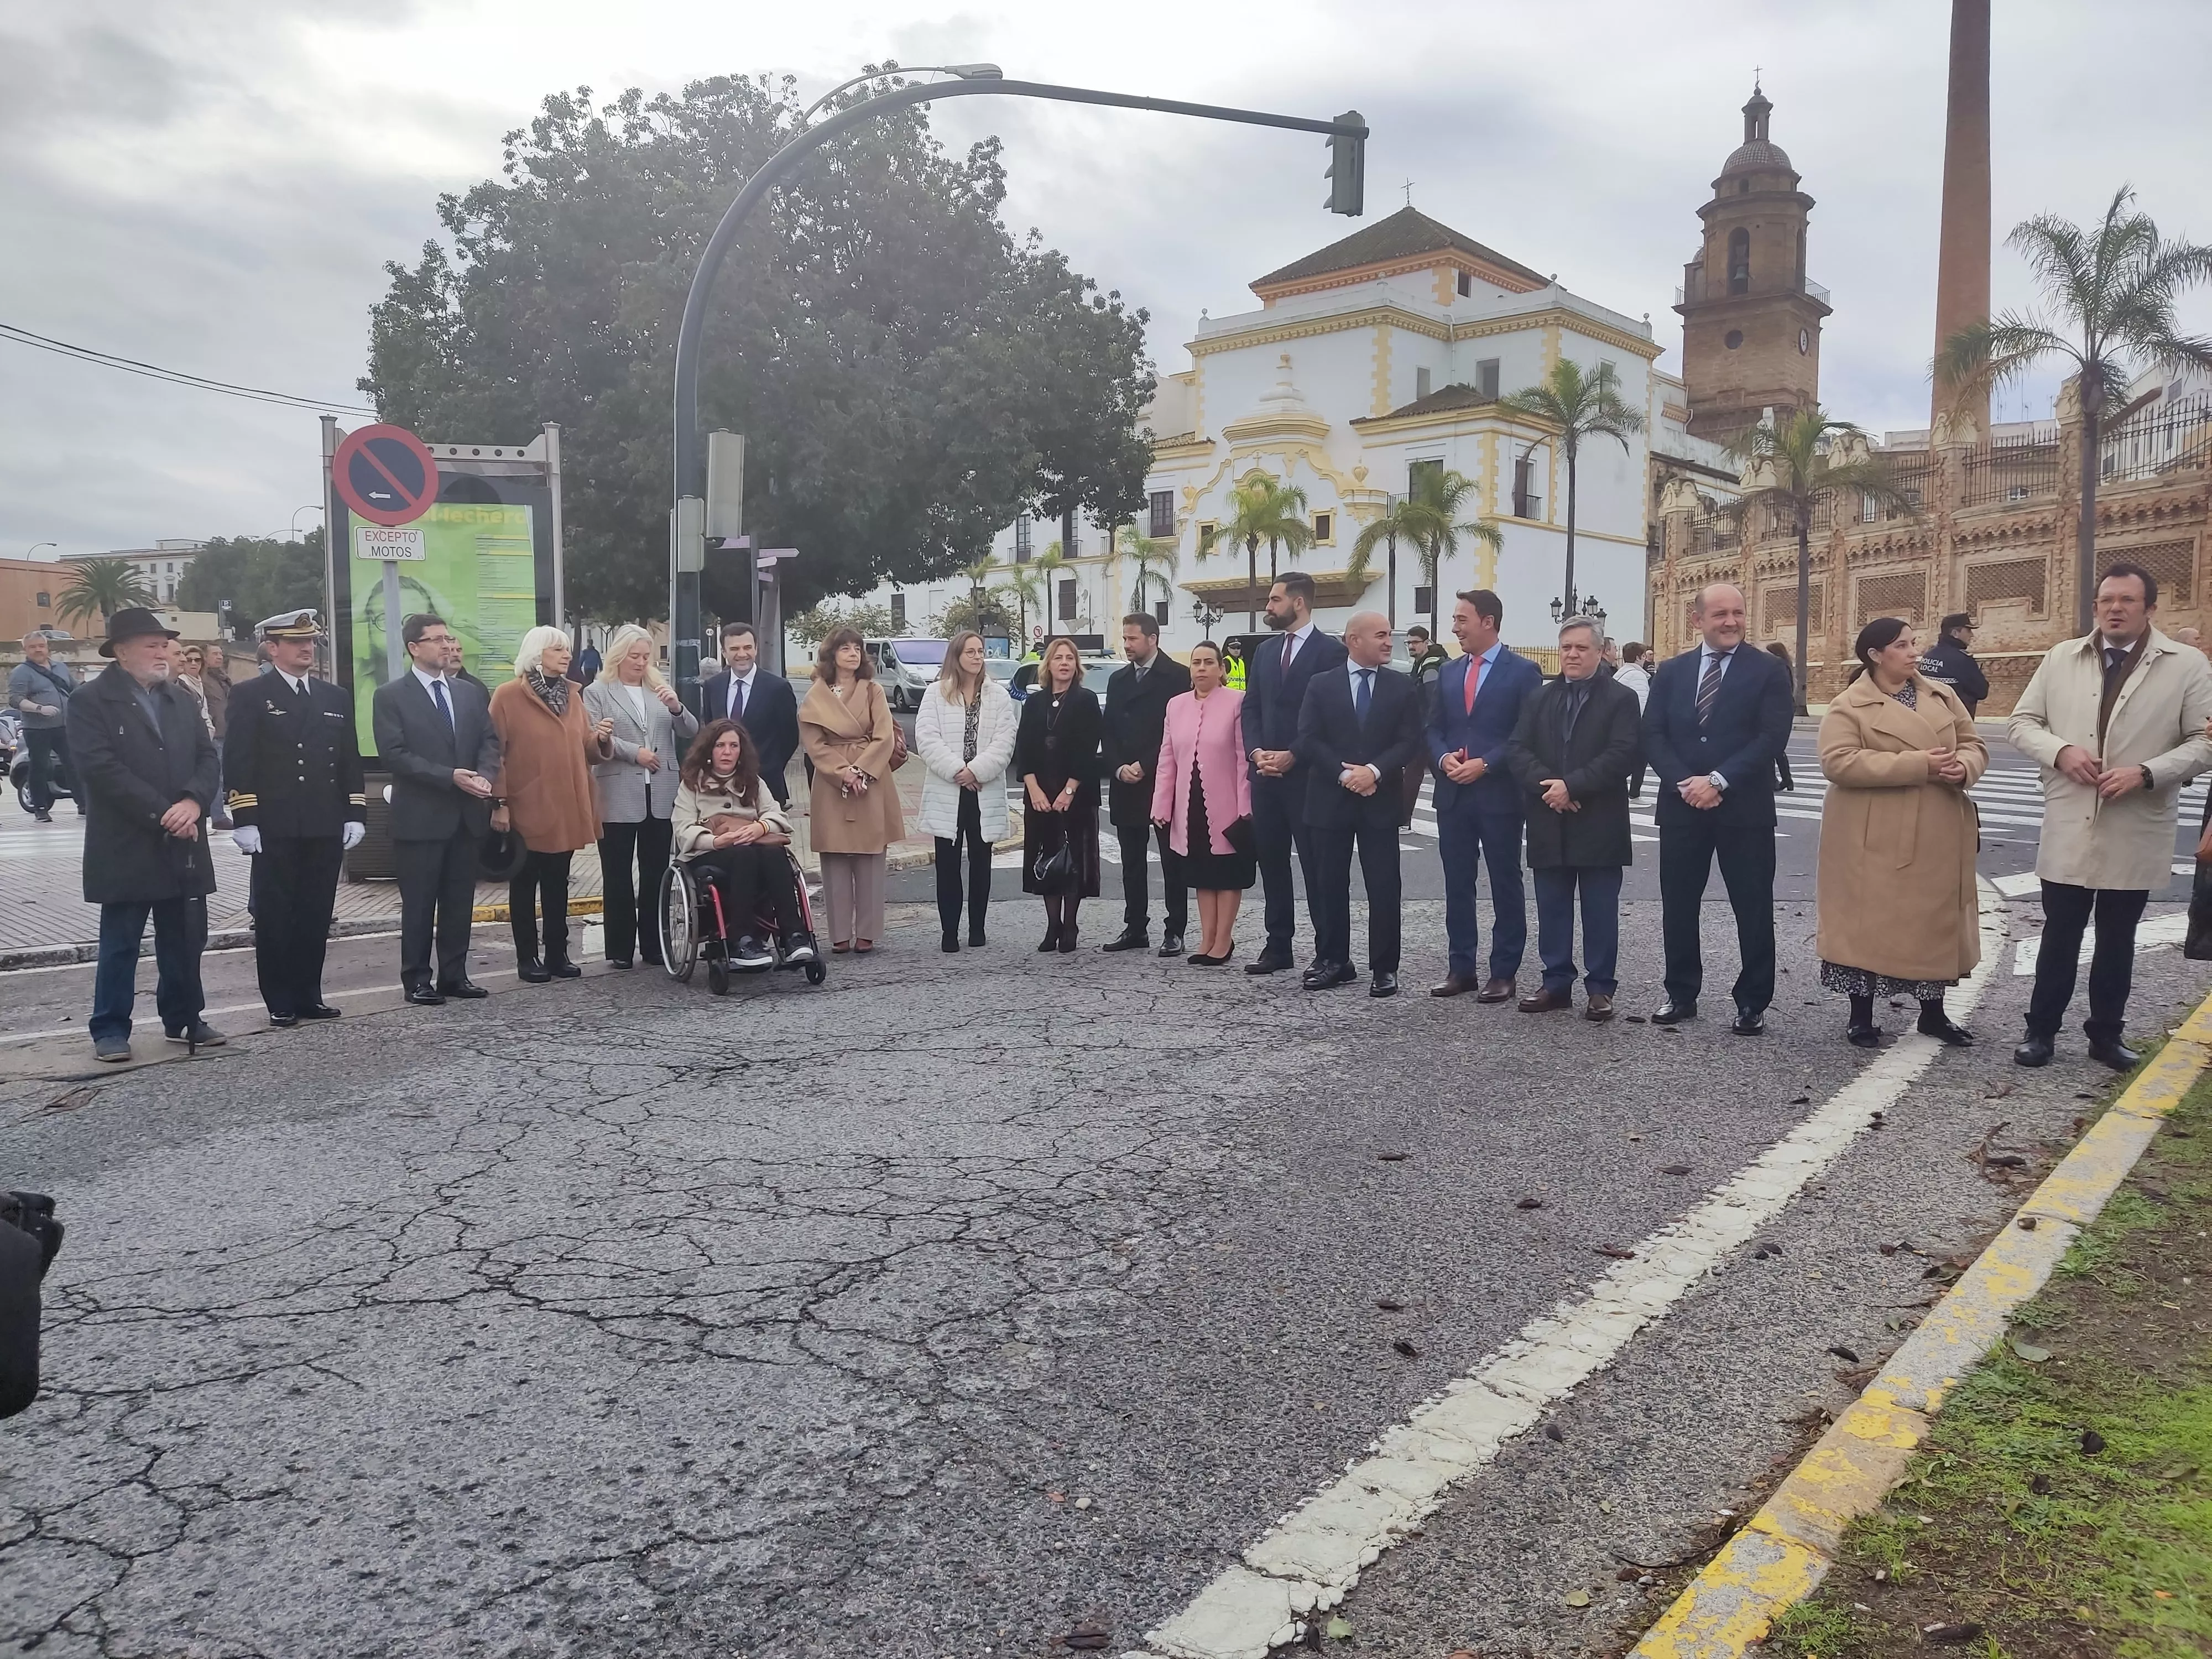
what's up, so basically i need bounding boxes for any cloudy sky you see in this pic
[3,0,2207,564]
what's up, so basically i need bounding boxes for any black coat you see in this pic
[66,664,219,905]
[1013,683,1103,799]
[1915,636,1989,715]
[1101,655,1192,826]
[702,668,801,805]
[1293,663,1427,829]
[1505,674,1643,868]
[1242,627,1350,817]
[222,674,366,838]
[371,672,502,842]
[1639,644,1794,829]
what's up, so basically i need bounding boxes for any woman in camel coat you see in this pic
[1815,617,1986,1048]
[490,626,613,980]
[799,627,904,951]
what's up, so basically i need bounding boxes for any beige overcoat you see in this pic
[2008,629,2212,891]
[488,677,612,855]
[798,676,904,855]
[1815,673,1986,983]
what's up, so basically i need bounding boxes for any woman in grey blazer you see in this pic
[583,624,699,966]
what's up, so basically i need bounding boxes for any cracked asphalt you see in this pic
[4,880,2209,1658]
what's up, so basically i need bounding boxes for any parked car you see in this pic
[987,659,1032,703]
[863,638,950,711]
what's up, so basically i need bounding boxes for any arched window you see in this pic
[1727,228,1751,295]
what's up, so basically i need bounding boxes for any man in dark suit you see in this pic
[1241,572,1349,974]
[1425,589,1544,1002]
[702,622,800,807]
[1101,612,1194,956]
[223,609,365,1027]
[1503,617,1643,1021]
[371,612,502,1005]
[1294,611,1426,997]
[1640,582,1794,1033]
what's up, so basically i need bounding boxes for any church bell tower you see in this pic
[1676,85,1830,440]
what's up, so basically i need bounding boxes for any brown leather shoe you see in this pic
[1517,988,1573,1013]
[1475,976,1517,1004]
[1584,994,1615,1022]
[1430,973,1477,998]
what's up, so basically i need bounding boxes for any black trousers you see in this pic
[1310,813,1402,973]
[394,828,478,990]
[1253,777,1319,956]
[24,727,70,813]
[254,834,342,1016]
[1658,817,1777,1013]
[1117,817,1188,935]
[692,846,803,942]
[598,815,672,965]
[2027,882,2149,1041]
[509,850,574,963]
[935,788,991,935]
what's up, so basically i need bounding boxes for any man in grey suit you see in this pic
[371,613,502,1005]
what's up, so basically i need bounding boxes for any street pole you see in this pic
[670,75,1366,705]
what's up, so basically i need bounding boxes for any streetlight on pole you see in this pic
[667,72,1367,706]
[24,541,55,557]
[1190,599,1223,643]
[290,504,324,541]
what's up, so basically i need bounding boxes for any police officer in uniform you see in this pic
[224,611,366,1026]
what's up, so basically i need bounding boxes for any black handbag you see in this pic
[2187,860,2212,961]
[477,827,529,882]
[2,1191,63,1420]
[1032,836,1077,894]
[1222,814,1258,857]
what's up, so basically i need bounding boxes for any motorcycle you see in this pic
[3,709,74,815]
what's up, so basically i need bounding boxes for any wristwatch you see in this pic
[2141,765,2155,791]
[1705,770,1728,792]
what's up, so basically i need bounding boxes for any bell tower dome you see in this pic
[1676,84,1831,439]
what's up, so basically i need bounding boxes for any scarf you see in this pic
[526,667,570,716]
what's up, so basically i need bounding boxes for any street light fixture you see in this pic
[290,504,324,540]
[1190,599,1224,642]
[24,541,55,557]
[800,64,1003,124]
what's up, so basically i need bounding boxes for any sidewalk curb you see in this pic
[1628,985,2212,1659]
[0,901,612,973]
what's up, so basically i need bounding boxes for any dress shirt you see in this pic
[724,666,759,721]
[276,671,309,700]
[1344,661,1384,781]
[1278,620,1317,674]
[1697,641,1738,686]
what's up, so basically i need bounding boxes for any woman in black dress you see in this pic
[1015,635,1103,952]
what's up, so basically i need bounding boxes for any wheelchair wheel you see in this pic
[804,961,827,986]
[707,957,730,997]
[660,862,700,983]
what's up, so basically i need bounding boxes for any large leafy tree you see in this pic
[1500,357,1642,620]
[361,71,1155,621]
[1937,186,2212,633]
[1347,468,1500,641]
[176,532,328,635]
[55,559,156,631]
[1198,473,1311,631]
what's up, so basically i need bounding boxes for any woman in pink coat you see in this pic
[1150,641,1256,964]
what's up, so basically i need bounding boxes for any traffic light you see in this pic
[1325,110,1365,216]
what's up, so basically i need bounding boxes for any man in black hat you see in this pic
[65,608,224,1062]
[223,610,365,1026]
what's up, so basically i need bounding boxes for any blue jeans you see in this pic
[1535,865,1623,995]
[90,896,207,1042]
[1437,808,1526,978]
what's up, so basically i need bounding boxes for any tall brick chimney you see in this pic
[1930,0,1991,433]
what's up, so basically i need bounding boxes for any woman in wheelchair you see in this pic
[672,721,819,970]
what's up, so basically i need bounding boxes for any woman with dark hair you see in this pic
[798,627,901,952]
[671,719,817,968]
[1815,617,1986,1047]
[1763,640,1797,791]
[1014,635,1103,952]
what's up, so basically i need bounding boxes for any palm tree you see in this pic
[1198,473,1312,630]
[1938,186,2212,633]
[1117,523,1179,622]
[1347,468,1502,643]
[1500,358,1644,619]
[56,558,156,631]
[1726,406,1919,712]
[998,544,1068,647]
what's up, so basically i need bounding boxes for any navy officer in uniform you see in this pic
[224,609,366,1026]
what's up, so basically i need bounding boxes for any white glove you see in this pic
[232,826,263,856]
[341,821,366,851]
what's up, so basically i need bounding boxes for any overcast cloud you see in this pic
[2,0,2207,562]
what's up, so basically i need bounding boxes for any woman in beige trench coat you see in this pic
[1817,617,1986,1049]
[798,627,904,952]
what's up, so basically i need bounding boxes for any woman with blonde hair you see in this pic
[1013,634,1103,951]
[799,626,902,952]
[582,623,698,967]
[914,628,1018,951]
[488,625,614,980]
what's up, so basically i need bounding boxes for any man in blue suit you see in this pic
[1641,581,1795,1034]
[1241,572,1350,974]
[1425,589,1543,1001]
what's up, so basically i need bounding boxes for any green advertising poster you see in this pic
[347,501,538,735]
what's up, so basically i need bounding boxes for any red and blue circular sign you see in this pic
[332,423,440,526]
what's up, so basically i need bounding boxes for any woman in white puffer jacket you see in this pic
[914,629,1019,952]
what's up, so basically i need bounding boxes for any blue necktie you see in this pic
[1354,668,1373,725]
[432,678,454,731]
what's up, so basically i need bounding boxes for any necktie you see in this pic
[432,678,454,731]
[1354,668,1373,724]
[2103,646,2126,680]
[1695,650,1729,725]
[1463,655,1483,715]
[732,676,747,723]
[1281,634,1300,678]
[292,675,311,705]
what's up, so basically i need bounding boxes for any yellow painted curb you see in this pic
[469,898,607,923]
[1628,987,2212,1659]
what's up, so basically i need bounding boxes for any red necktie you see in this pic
[1463,655,1482,715]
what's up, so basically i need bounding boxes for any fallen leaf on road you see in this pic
[1543,1423,1566,1442]
[1375,1298,1405,1311]
[1984,1081,2012,1099]
[1516,1197,1546,1210]
[1791,1094,1812,1105]
[1324,1615,1353,1640]
[1066,1619,1112,1651]
[1595,1244,1637,1260]
[1392,1338,1420,1359]
[1615,1566,1639,1581]
[1562,1589,1592,1609]
[1921,1622,1985,1645]
[2011,1338,2051,1363]
[44,1087,98,1112]
[1661,1163,1693,1176]
[1625,1015,1646,1024]
[1828,1345,1860,1363]
[1045,1490,1065,1503]
[1378,1151,1408,1162]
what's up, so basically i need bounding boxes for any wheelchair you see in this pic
[659,851,827,996]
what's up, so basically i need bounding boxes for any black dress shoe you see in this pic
[1245,950,1293,975]
[2088,1037,2141,1072]
[546,958,583,979]
[1158,932,1185,958]
[1730,1007,1766,1036]
[1846,1022,1885,1049]
[1369,971,1400,998]
[269,1011,299,1028]
[2013,1035,2054,1067]
[968,927,987,948]
[608,958,634,970]
[517,959,552,984]
[405,984,447,1006]
[438,979,490,999]
[941,930,961,954]
[1652,1000,1698,1025]
[1186,952,1218,966]
[1302,961,1357,990]
[1100,929,1149,952]
[1037,924,1061,953]
[296,1004,341,1020]
[1915,1008,1973,1046]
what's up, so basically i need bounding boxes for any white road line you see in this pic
[1139,887,2006,1659]
[2011,910,2190,975]
[1991,870,2042,898]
